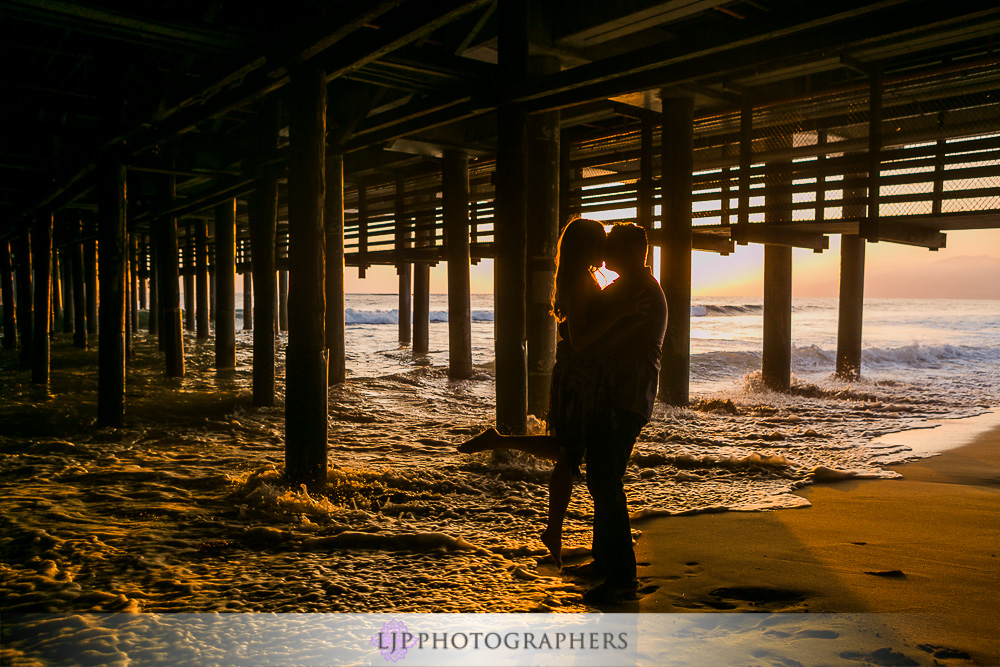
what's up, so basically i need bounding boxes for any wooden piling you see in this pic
[129,233,139,334]
[325,153,346,385]
[836,178,867,380]
[761,143,793,393]
[278,269,288,332]
[61,248,73,334]
[183,225,195,332]
[196,220,209,339]
[412,200,430,356]
[215,199,236,370]
[14,232,33,369]
[97,149,127,425]
[148,238,158,337]
[249,160,278,406]
[836,235,866,380]
[493,0,529,434]
[285,62,328,490]
[71,222,87,348]
[84,237,97,335]
[395,173,411,345]
[524,65,559,414]
[658,94,694,406]
[51,244,62,329]
[138,237,147,311]
[31,215,52,385]
[1,241,16,350]
[443,150,473,380]
[242,271,253,330]
[158,176,185,378]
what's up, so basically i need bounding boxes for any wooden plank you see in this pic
[877,221,947,249]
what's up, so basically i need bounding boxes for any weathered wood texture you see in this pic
[97,152,127,424]
[14,232,33,369]
[325,153,346,385]
[524,65,559,415]
[443,150,473,380]
[285,63,328,490]
[215,199,236,370]
[658,95,693,406]
[31,215,52,386]
[0,241,15,350]
[158,176,185,378]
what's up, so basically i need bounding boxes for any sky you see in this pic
[343,227,1000,300]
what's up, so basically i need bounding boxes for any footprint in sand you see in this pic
[840,648,919,666]
[918,644,972,661]
[683,561,702,577]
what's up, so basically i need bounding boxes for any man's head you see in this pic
[605,223,648,275]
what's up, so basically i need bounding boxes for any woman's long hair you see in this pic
[551,218,606,322]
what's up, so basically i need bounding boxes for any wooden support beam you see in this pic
[524,57,559,414]
[638,113,655,263]
[862,63,883,243]
[519,2,982,112]
[0,241,16,350]
[51,245,63,330]
[31,215,52,386]
[97,150,126,424]
[326,154,347,385]
[877,221,947,249]
[0,0,250,52]
[157,176,185,378]
[249,157,278,404]
[148,236,158,336]
[183,225,195,332]
[285,62,328,490]
[71,222,87,347]
[737,226,830,251]
[762,141,793,393]
[14,233,33,369]
[195,220,209,339]
[691,232,735,255]
[215,199,236,370]
[395,172,412,346]
[735,96,753,244]
[278,270,289,332]
[96,57,129,414]
[658,93,693,406]
[129,233,139,336]
[836,235,865,380]
[444,150,473,380]
[242,271,253,331]
[60,247,73,335]
[357,184,368,278]
[494,0,529,434]
[84,236,97,335]
[412,199,431,356]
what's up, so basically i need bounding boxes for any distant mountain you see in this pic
[862,255,1000,299]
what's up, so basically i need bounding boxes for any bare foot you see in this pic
[457,427,500,453]
[541,527,562,569]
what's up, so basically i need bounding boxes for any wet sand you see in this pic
[627,423,1000,665]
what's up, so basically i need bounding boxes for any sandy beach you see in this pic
[623,422,1000,666]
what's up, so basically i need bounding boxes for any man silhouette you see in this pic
[583,223,667,603]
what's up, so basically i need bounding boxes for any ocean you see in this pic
[1,295,998,620]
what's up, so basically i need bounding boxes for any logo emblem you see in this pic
[370,619,416,662]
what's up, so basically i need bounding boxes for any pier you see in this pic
[1,0,999,487]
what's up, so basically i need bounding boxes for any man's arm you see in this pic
[583,281,666,355]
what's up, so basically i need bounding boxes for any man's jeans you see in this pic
[586,410,646,586]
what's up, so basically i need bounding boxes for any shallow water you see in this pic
[1,298,998,620]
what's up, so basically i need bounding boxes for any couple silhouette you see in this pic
[461,219,667,603]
